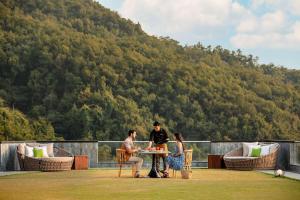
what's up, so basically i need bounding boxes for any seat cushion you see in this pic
[39,157,73,162]
[224,156,258,160]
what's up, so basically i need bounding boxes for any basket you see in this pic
[181,166,192,179]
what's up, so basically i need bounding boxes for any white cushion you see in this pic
[260,145,271,156]
[17,143,26,155]
[247,145,261,157]
[39,157,73,162]
[269,143,278,153]
[242,142,258,157]
[39,143,54,157]
[25,145,34,157]
[34,146,49,158]
[224,156,258,160]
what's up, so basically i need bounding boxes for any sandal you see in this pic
[162,172,169,178]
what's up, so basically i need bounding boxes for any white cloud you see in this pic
[288,0,300,15]
[117,0,300,50]
[231,2,300,50]
[119,0,241,42]
[251,0,300,16]
[231,20,300,49]
[235,10,285,34]
[251,0,282,8]
[260,11,285,32]
[236,16,258,33]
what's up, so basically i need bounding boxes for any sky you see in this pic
[97,0,300,69]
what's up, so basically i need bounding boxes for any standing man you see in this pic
[147,121,169,174]
[121,129,143,178]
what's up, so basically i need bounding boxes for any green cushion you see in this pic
[251,147,261,157]
[33,148,43,158]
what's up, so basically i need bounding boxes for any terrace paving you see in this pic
[258,170,300,180]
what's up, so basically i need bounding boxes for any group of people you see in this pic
[121,121,185,178]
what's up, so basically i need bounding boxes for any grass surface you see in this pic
[1,169,300,200]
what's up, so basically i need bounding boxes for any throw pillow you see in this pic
[40,146,49,157]
[17,143,26,155]
[260,145,270,156]
[39,143,54,157]
[33,148,43,158]
[242,142,258,157]
[247,145,261,156]
[34,146,49,157]
[25,145,34,157]
[250,147,261,157]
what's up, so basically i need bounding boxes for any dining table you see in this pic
[139,150,171,178]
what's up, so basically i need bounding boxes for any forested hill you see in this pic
[0,0,300,141]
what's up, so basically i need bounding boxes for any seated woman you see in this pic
[163,133,185,178]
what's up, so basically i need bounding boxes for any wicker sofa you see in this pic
[17,143,74,171]
[224,143,280,170]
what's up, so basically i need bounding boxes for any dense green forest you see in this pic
[0,0,300,141]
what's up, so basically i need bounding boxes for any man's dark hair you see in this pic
[153,121,160,126]
[128,129,135,136]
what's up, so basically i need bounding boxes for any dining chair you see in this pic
[173,149,193,178]
[116,149,136,177]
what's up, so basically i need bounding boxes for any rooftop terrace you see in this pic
[1,140,300,172]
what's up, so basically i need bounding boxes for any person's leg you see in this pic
[162,144,168,171]
[165,157,170,171]
[128,156,143,177]
[156,144,168,172]
[136,157,143,171]
[162,156,170,178]
[162,155,167,171]
[155,155,160,171]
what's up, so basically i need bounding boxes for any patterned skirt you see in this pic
[166,155,184,170]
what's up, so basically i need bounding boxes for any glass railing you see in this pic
[290,141,300,166]
[97,141,210,168]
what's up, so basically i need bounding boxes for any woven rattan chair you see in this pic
[17,145,74,171]
[224,143,280,170]
[116,149,136,177]
[173,149,193,178]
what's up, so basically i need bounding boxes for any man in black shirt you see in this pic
[147,121,169,173]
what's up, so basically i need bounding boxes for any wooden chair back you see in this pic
[116,149,126,164]
[184,149,193,169]
[116,148,136,177]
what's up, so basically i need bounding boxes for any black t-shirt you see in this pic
[149,128,169,144]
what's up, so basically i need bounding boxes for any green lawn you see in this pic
[1,169,300,200]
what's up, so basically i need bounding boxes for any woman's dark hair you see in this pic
[128,129,135,136]
[174,133,185,150]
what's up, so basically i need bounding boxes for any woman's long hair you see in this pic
[174,133,185,151]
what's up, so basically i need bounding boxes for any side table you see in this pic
[72,155,89,170]
[208,154,225,169]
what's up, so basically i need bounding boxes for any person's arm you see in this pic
[147,141,153,149]
[124,141,138,154]
[147,131,154,149]
[127,148,139,154]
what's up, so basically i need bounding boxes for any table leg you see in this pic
[148,154,161,178]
